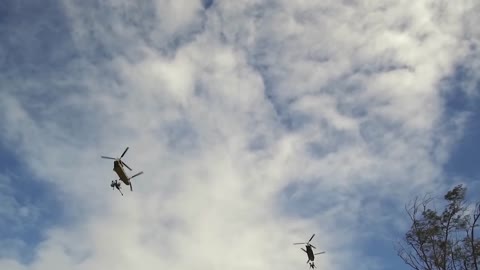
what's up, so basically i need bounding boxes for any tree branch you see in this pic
[471,203,480,270]
[397,241,423,270]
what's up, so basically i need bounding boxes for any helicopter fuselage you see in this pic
[306,245,315,262]
[113,160,131,186]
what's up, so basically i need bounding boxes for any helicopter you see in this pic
[293,234,326,269]
[101,147,144,193]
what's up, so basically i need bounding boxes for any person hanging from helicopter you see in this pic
[111,180,123,196]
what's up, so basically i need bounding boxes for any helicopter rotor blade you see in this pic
[101,156,116,160]
[308,234,315,243]
[314,252,325,255]
[310,244,317,249]
[130,182,133,191]
[130,171,144,179]
[293,243,306,245]
[301,248,307,253]
[121,161,132,171]
[121,147,129,158]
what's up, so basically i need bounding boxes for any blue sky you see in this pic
[444,64,480,180]
[0,1,479,270]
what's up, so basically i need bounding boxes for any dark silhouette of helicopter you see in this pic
[101,147,143,193]
[294,234,326,269]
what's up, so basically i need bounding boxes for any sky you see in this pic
[0,1,479,270]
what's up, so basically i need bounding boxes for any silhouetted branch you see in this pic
[471,203,480,270]
[397,185,479,270]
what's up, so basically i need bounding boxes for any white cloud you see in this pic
[0,0,479,270]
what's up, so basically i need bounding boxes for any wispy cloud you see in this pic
[0,1,479,270]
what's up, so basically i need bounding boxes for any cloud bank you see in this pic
[0,1,479,270]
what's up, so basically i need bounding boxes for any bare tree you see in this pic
[396,185,479,270]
